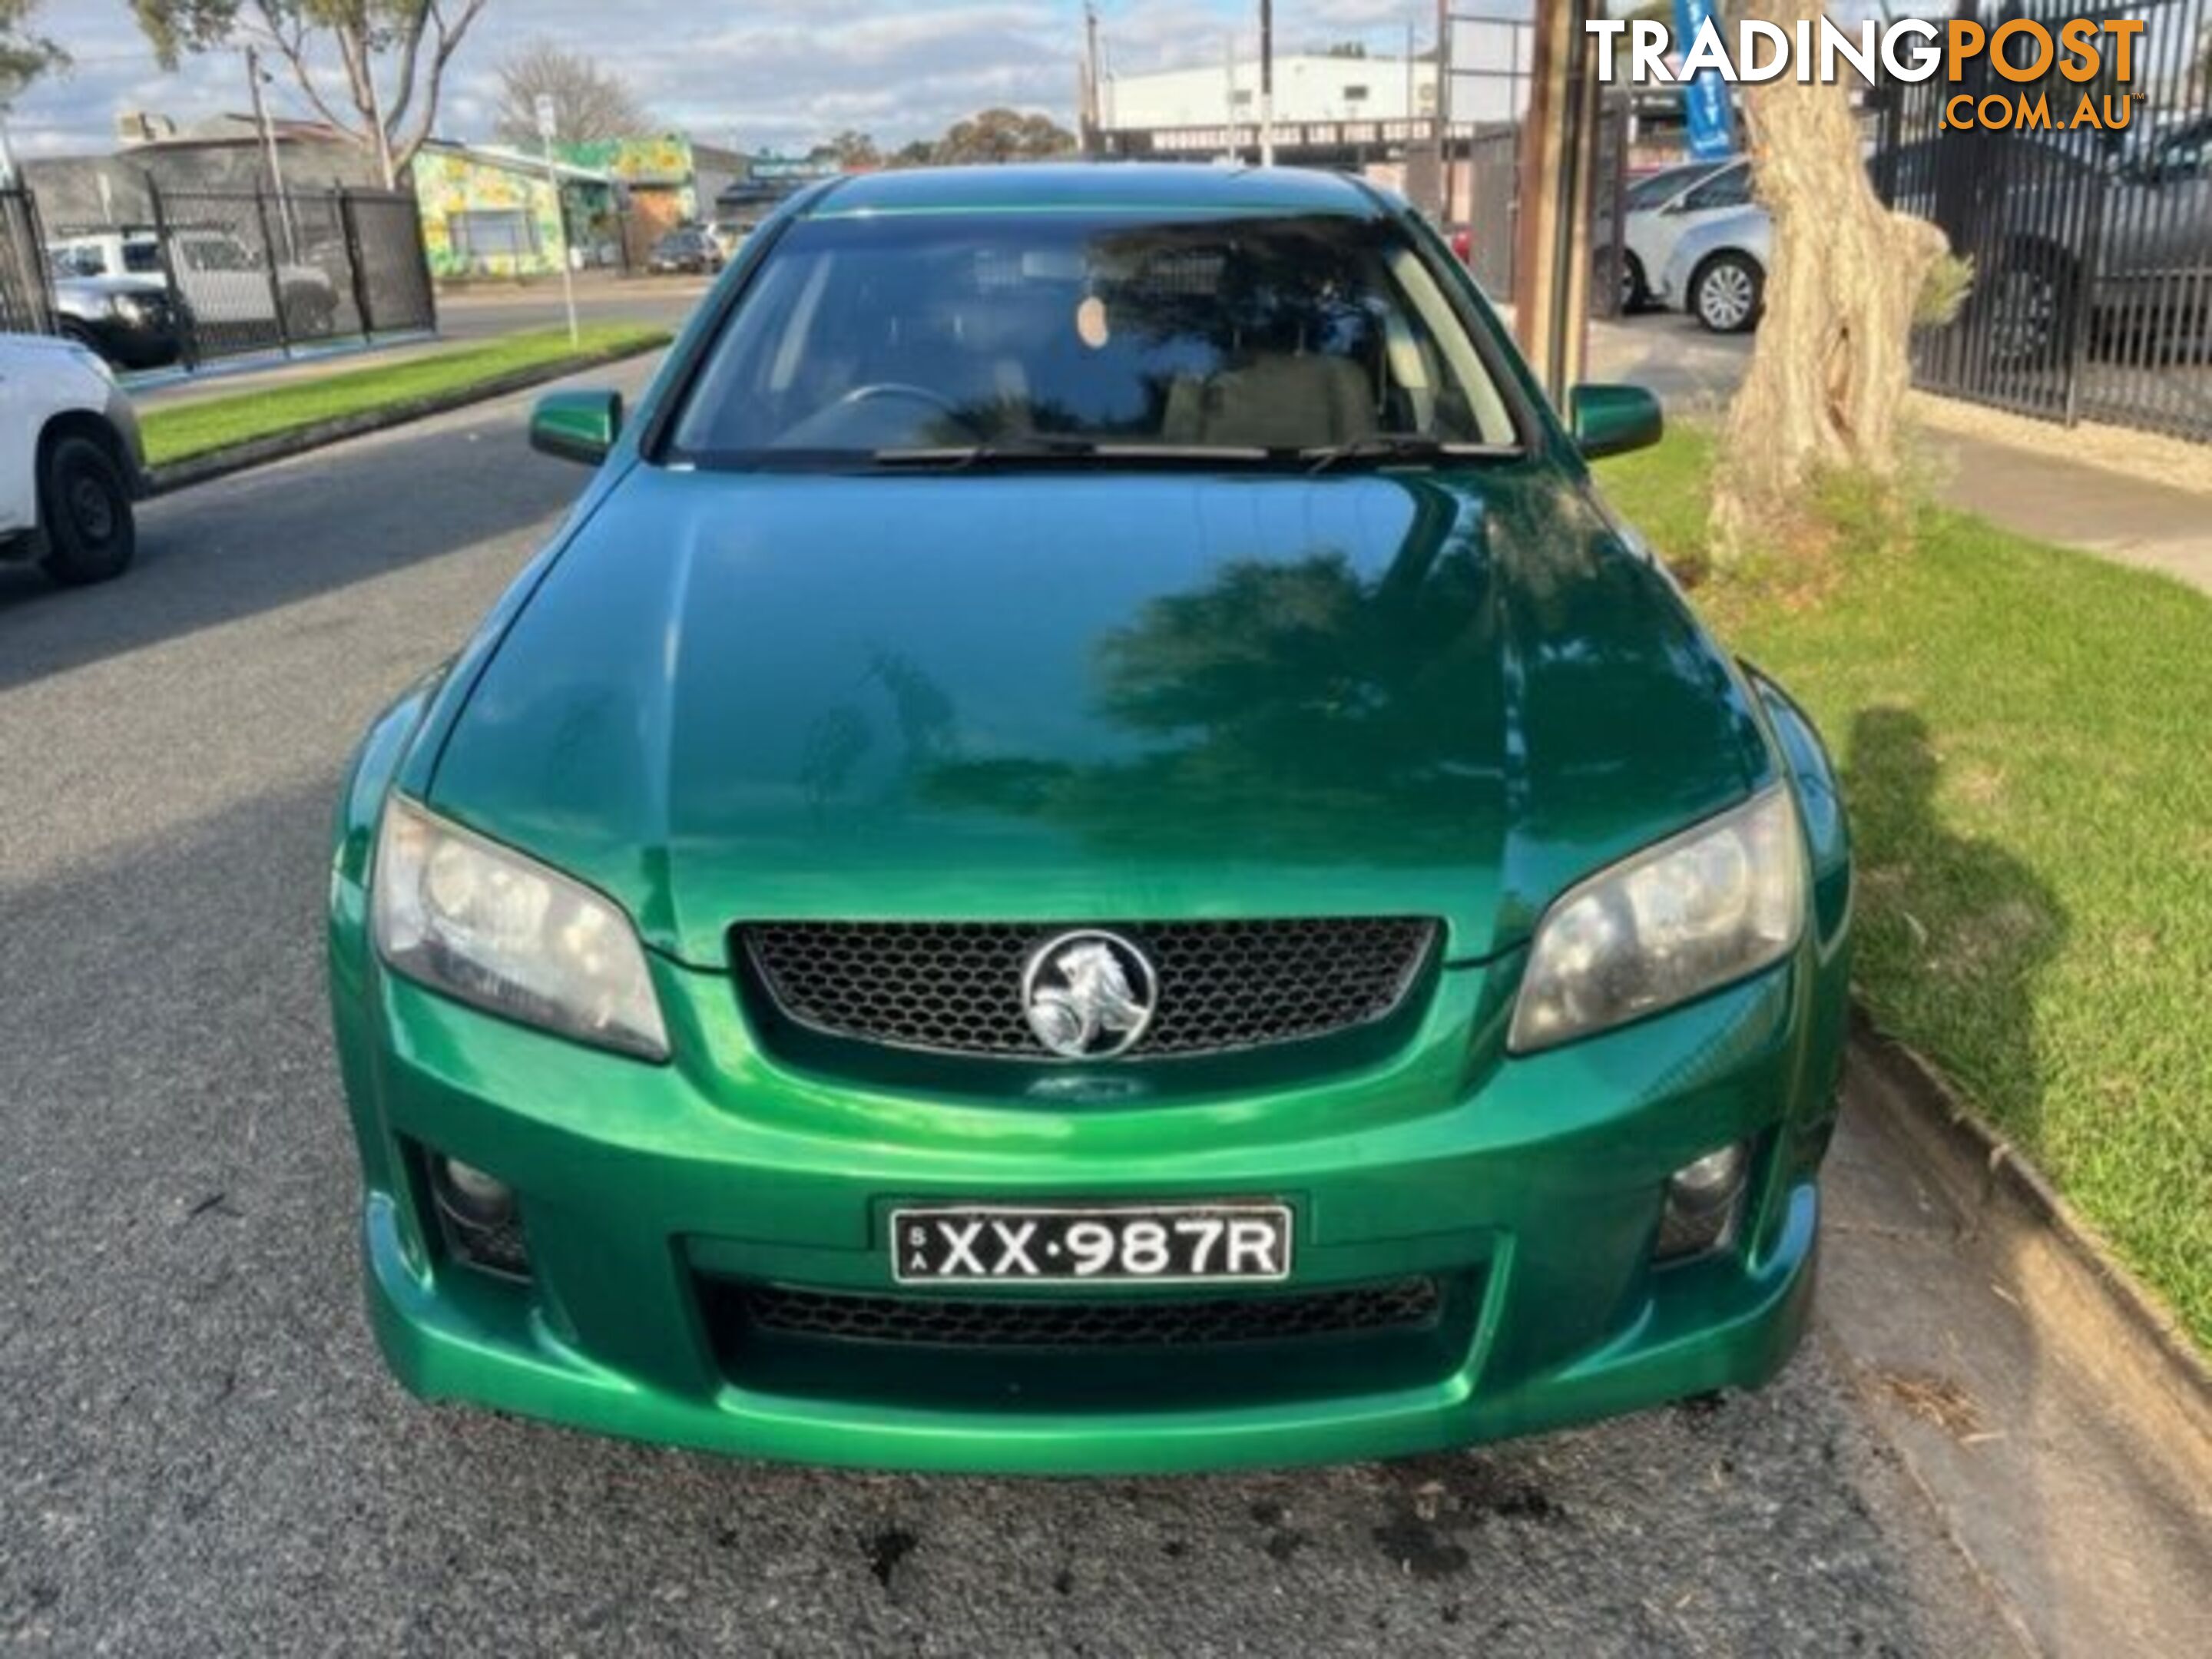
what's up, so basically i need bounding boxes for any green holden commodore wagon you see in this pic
[327,164,1852,1474]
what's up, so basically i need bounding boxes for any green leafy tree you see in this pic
[127,1,495,184]
[928,107,1077,164]
[812,129,881,169]
[2,0,66,100]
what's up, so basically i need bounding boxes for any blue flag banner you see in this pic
[1674,0,1737,160]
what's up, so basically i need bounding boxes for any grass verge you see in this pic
[139,325,671,469]
[1598,428,2212,1350]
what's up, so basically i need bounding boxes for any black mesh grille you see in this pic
[738,918,1436,1060]
[733,1278,1443,1349]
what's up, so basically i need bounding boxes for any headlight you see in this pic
[1509,787,1804,1054]
[372,796,669,1061]
[114,293,148,322]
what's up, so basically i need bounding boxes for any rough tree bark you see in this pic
[1710,0,1951,566]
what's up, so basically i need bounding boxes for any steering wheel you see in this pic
[835,382,972,425]
[771,382,985,450]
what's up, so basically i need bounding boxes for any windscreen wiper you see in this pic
[1301,436,1514,475]
[871,436,1105,469]
[871,438,1271,470]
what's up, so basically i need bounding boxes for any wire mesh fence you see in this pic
[0,188,51,336]
[1869,0,2212,442]
[27,180,436,372]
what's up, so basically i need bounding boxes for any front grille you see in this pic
[732,1277,1444,1349]
[738,918,1437,1061]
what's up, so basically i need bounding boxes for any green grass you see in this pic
[140,325,671,469]
[1598,429,2212,1349]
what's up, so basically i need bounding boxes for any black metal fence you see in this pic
[28,179,436,370]
[1452,102,1631,316]
[0,187,51,336]
[1869,0,2212,442]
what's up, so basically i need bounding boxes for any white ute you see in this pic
[0,333,148,586]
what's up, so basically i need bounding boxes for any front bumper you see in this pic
[331,894,1846,1474]
[71,314,185,373]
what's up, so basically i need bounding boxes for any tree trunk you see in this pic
[1710,0,1950,566]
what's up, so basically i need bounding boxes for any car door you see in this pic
[0,356,27,535]
[2096,121,2212,325]
[174,232,273,327]
[1633,160,1755,287]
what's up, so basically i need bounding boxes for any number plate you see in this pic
[889,1204,1293,1285]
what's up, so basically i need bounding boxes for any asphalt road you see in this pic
[432,276,710,343]
[0,366,2024,1657]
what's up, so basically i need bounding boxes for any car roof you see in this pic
[800,163,1386,221]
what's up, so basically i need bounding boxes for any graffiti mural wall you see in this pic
[412,148,567,280]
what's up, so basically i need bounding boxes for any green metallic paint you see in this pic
[327,169,1853,1472]
[1568,383,1665,459]
[426,462,1771,971]
[528,389,623,467]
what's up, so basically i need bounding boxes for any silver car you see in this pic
[1616,158,1753,312]
[1656,207,1770,334]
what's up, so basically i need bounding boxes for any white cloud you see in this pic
[2,1,1451,158]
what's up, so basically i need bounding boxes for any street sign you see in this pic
[534,95,577,346]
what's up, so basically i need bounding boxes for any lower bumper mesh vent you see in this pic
[728,1277,1444,1349]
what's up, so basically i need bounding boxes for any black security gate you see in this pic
[0,187,51,336]
[1869,0,2212,442]
[1449,104,1630,315]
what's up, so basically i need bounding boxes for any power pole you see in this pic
[1404,18,1415,124]
[1082,3,1102,154]
[1225,31,1240,164]
[1259,0,1276,166]
[245,47,297,261]
[364,59,396,189]
[1434,0,1452,220]
[1512,0,1600,399]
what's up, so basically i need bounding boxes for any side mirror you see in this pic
[530,389,622,466]
[1569,383,1664,460]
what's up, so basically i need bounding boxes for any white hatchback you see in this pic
[1618,158,1754,312]
[0,333,147,585]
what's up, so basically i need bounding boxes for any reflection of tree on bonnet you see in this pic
[1843,707,2064,1125]
[918,472,1734,869]
[798,648,960,823]
[922,535,1501,864]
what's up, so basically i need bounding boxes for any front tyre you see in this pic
[1980,250,2076,370]
[38,433,137,587]
[1691,251,1763,334]
[1617,250,1651,313]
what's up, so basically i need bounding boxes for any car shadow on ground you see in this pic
[0,411,591,695]
[1831,705,2073,1647]
[1841,706,2063,1166]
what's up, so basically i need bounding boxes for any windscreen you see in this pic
[1624,162,1725,210]
[667,210,1518,463]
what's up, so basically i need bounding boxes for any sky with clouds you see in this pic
[3,0,1471,160]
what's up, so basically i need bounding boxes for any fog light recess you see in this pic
[431,1155,531,1280]
[1655,1143,1748,1263]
